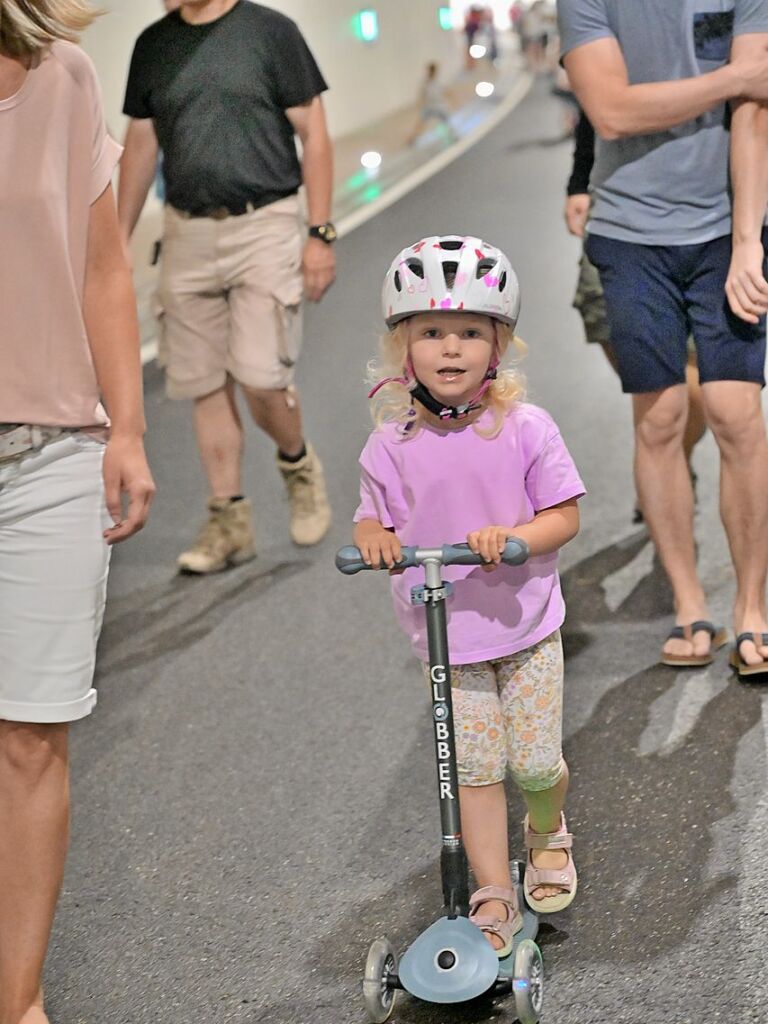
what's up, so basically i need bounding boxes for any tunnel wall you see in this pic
[81,1,463,141]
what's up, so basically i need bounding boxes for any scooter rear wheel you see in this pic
[512,939,544,1024]
[363,937,398,1023]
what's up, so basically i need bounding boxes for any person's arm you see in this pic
[727,33,768,323]
[467,499,580,565]
[564,108,595,237]
[286,95,336,303]
[116,117,159,249]
[564,35,768,140]
[567,108,595,195]
[83,184,155,543]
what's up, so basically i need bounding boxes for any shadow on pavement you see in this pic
[276,530,762,1021]
[95,558,311,680]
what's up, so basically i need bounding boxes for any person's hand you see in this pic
[725,240,768,323]
[102,435,156,545]
[564,194,590,238]
[354,524,403,570]
[467,525,517,571]
[302,237,336,302]
[729,47,768,102]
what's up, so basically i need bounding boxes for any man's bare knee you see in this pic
[0,722,68,784]
[702,391,766,455]
[634,389,688,451]
[243,385,299,411]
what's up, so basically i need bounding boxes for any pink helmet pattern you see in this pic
[382,235,521,329]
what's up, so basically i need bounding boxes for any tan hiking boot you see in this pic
[277,443,332,546]
[177,497,256,574]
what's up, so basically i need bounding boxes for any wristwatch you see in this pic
[308,222,338,244]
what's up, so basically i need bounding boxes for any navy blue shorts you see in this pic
[584,231,767,394]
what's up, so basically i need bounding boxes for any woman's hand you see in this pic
[102,435,156,545]
[353,519,403,569]
[467,525,518,570]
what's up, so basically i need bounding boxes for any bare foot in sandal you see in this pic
[661,617,727,667]
[523,814,577,913]
[730,618,768,675]
[528,847,570,900]
[468,885,523,957]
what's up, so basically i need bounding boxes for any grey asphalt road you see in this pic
[47,82,768,1024]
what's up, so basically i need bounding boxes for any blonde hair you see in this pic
[0,0,99,57]
[368,319,527,439]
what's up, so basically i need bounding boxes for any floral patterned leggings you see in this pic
[426,630,565,792]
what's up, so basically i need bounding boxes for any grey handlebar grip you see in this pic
[335,545,419,575]
[442,540,529,566]
[335,539,529,575]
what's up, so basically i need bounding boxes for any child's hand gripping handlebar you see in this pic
[335,539,530,575]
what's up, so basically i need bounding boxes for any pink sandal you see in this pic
[468,885,523,959]
[523,813,578,914]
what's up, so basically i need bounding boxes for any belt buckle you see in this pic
[0,425,34,463]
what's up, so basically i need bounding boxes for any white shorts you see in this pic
[0,433,111,723]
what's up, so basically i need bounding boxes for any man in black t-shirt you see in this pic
[118,0,335,573]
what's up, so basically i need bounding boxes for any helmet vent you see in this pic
[499,271,507,291]
[442,261,459,288]
[476,258,497,279]
[393,270,402,293]
[405,258,425,279]
[439,239,463,250]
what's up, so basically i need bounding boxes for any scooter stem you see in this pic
[423,556,470,918]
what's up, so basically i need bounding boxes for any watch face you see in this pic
[312,222,337,243]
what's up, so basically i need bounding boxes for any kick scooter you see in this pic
[336,540,544,1024]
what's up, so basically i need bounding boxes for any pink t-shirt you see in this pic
[0,41,122,428]
[354,403,586,664]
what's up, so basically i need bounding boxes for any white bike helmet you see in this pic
[382,235,521,329]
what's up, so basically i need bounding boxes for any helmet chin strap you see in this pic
[368,353,499,421]
[412,348,500,420]
[410,366,498,421]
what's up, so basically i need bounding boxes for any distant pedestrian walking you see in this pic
[119,0,335,574]
[407,61,455,145]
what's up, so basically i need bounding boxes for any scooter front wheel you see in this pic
[512,939,544,1024]
[363,937,398,1023]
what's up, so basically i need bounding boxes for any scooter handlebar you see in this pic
[335,539,529,575]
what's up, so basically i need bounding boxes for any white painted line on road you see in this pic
[335,74,533,241]
[601,536,654,614]
[140,73,533,367]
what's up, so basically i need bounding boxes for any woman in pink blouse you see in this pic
[0,3,155,1022]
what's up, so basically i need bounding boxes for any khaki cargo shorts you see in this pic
[573,250,611,347]
[157,195,304,399]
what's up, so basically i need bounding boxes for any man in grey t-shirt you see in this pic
[559,0,768,675]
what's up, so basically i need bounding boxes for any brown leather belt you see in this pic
[173,201,258,220]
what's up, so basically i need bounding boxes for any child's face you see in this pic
[407,313,496,408]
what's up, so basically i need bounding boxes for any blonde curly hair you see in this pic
[0,0,99,57]
[367,318,527,439]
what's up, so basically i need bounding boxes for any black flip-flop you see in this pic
[729,632,768,678]
[661,620,728,668]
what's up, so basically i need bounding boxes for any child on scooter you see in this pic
[352,236,585,957]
